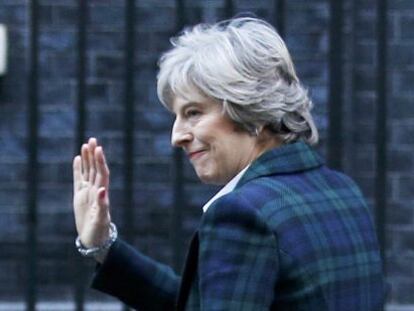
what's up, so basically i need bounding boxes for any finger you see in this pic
[81,144,90,181]
[88,138,97,183]
[96,187,110,220]
[73,155,82,192]
[95,146,110,188]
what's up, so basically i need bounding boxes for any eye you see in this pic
[185,109,201,118]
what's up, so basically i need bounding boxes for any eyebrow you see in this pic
[175,101,203,115]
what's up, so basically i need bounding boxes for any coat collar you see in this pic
[236,141,324,189]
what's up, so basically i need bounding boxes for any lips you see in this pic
[188,150,207,160]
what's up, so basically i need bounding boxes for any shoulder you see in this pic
[201,189,262,221]
[199,188,274,237]
[201,174,292,222]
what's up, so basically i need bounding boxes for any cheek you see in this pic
[211,142,238,171]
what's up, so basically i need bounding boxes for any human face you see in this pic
[171,96,262,185]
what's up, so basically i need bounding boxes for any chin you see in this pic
[196,171,223,185]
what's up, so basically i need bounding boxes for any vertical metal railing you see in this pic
[26,0,39,310]
[172,147,185,271]
[171,0,187,272]
[327,0,344,171]
[74,0,87,310]
[123,1,136,310]
[274,0,285,37]
[224,0,234,18]
[123,0,135,259]
[375,0,388,270]
[75,0,87,147]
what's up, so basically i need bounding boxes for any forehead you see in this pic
[168,83,204,107]
[171,93,216,113]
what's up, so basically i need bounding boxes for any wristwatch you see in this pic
[75,222,118,258]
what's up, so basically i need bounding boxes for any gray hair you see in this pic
[157,17,318,145]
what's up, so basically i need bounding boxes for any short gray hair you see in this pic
[157,17,318,145]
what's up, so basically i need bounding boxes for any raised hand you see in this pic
[73,137,112,249]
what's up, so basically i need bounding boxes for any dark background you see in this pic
[0,0,412,310]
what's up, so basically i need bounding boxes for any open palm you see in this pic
[73,138,111,248]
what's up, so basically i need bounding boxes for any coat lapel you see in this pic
[176,232,199,311]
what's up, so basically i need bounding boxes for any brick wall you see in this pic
[0,0,29,301]
[342,0,414,307]
[0,0,412,308]
[385,0,414,305]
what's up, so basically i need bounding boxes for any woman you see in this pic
[73,17,384,310]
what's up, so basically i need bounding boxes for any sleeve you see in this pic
[91,239,180,311]
[198,193,279,310]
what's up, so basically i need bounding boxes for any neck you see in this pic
[255,129,283,157]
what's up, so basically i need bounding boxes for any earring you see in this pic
[254,128,260,136]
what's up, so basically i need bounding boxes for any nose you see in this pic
[171,117,193,148]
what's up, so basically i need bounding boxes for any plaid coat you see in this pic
[92,142,385,310]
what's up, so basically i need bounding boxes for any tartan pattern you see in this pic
[92,142,384,311]
[195,142,384,310]
[92,239,180,310]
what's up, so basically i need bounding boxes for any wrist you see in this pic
[75,222,118,260]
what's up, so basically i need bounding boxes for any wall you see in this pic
[0,0,412,309]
